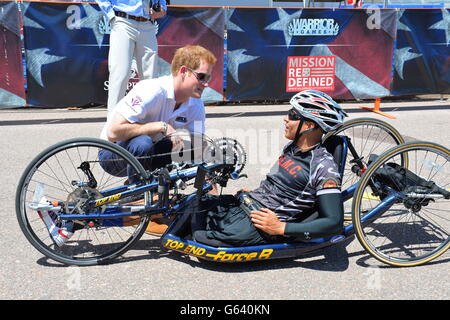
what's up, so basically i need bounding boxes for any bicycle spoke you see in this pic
[325,119,405,221]
[353,142,449,266]
[16,138,151,266]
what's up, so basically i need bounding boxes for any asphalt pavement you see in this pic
[0,97,449,302]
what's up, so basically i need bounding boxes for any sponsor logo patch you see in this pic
[321,177,340,189]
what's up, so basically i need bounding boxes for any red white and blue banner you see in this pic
[21,2,110,107]
[21,2,224,107]
[225,8,397,101]
[1,2,449,108]
[156,7,225,102]
[0,2,26,108]
[392,9,450,95]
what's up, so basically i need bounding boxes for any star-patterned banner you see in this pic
[393,9,450,95]
[21,2,110,107]
[155,7,224,102]
[0,2,26,108]
[226,8,397,101]
[21,2,224,107]
[2,2,449,108]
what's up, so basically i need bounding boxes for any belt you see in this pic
[114,10,154,23]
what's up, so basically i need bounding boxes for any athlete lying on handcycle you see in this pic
[187,90,348,247]
[17,89,450,266]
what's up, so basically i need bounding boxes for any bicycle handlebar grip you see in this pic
[157,168,170,208]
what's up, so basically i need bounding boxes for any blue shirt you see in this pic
[95,0,168,21]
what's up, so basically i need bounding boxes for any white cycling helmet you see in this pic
[289,90,347,133]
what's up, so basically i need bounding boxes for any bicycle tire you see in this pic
[324,118,406,220]
[16,138,151,266]
[352,141,450,267]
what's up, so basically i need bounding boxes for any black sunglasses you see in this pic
[186,67,212,84]
[288,108,303,121]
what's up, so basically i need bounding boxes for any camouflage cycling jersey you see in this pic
[250,142,341,222]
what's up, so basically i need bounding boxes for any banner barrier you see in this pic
[392,9,450,95]
[225,8,397,101]
[0,2,449,108]
[157,6,224,102]
[22,2,109,107]
[21,2,224,107]
[0,1,26,108]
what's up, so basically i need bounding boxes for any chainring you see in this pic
[205,137,247,174]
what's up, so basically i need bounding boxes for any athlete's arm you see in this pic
[283,192,344,239]
[251,192,344,239]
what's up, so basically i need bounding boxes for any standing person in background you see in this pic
[96,0,168,114]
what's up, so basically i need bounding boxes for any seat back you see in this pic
[322,134,348,178]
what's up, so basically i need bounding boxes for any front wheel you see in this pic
[352,141,450,267]
[16,138,151,266]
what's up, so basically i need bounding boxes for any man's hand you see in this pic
[163,123,182,151]
[167,130,184,153]
[164,122,176,136]
[150,8,166,19]
[250,208,285,236]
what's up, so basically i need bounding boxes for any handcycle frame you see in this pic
[53,136,393,264]
[159,189,396,264]
[18,117,448,267]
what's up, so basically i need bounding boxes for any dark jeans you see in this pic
[98,135,172,183]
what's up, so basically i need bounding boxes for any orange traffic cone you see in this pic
[359,98,396,119]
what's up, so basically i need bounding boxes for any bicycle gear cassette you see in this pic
[65,187,104,215]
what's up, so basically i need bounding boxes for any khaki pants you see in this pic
[107,16,158,114]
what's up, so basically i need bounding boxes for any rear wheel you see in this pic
[324,118,406,220]
[16,138,151,266]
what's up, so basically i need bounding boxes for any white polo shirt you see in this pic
[100,75,206,141]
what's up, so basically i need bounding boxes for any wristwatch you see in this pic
[161,122,168,136]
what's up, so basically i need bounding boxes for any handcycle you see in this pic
[16,117,449,267]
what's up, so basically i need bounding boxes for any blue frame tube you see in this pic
[160,191,401,262]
